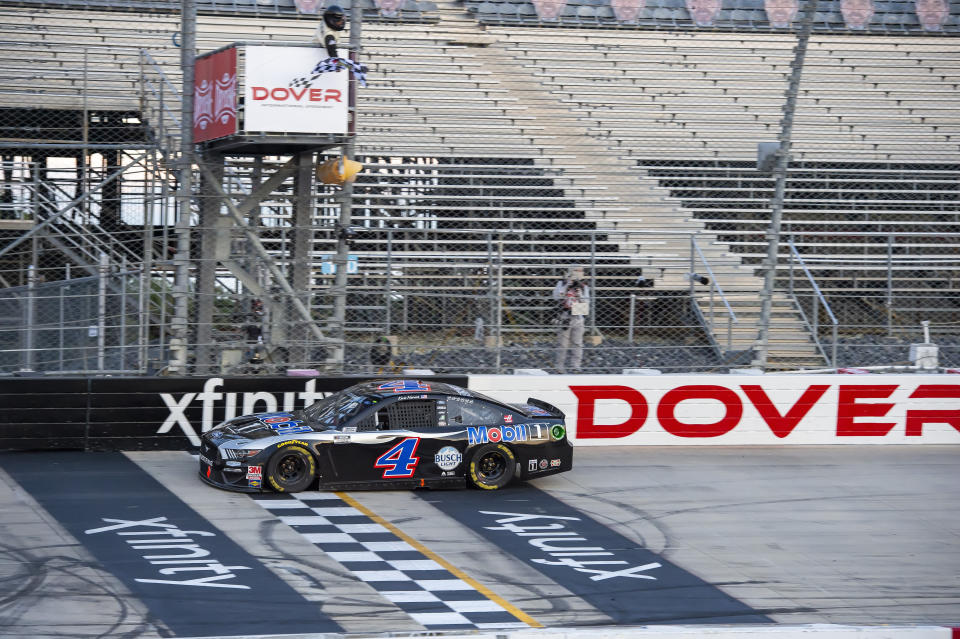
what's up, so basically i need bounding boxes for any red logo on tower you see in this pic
[194,48,238,143]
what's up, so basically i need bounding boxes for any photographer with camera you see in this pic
[552,266,590,374]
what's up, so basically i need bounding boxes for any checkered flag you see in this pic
[289,57,368,89]
[289,74,318,89]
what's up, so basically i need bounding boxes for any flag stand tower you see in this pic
[186,32,361,375]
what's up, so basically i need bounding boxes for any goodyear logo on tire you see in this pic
[467,424,528,445]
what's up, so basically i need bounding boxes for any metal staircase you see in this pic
[694,290,828,369]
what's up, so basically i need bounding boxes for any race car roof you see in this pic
[352,380,563,419]
[360,379,479,400]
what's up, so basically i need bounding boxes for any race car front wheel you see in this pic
[468,443,516,490]
[266,445,316,493]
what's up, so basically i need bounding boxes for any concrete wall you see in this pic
[469,374,960,445]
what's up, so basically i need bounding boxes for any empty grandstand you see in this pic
[0,0,957,374]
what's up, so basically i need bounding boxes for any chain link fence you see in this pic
[4,226,958,375]
[1,1,958,376]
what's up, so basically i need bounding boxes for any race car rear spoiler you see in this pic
[523,398,565,419]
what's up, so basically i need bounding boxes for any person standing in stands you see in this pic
[553,266,590,374]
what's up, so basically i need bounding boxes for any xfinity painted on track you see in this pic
[198,379,573,492]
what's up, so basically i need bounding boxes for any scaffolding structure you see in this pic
[1,0,958,376]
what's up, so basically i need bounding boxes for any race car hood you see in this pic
[219,410,317,439]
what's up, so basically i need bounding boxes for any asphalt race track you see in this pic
[0,446,958,638]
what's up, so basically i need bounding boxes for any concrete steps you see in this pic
[696,291,829,369]
[463,42,760,285]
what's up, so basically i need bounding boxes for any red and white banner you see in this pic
[468,375,960,445]
[193,47,238,143]
[243,45,348,135]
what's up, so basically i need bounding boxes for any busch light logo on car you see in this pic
[434,446,463,471]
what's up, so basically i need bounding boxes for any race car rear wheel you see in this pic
[266,445,316,493]
[468,443,516,490]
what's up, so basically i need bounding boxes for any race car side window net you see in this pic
[345,397,383,431]
[385,400,437,430]
[353,414,377,431]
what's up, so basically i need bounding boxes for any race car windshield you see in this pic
[303,391,375,428]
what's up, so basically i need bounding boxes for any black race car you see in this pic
[198,379,573,493]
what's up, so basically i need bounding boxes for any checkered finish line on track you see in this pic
[251,492,531,631]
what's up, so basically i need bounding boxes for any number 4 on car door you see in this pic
[374,437,420,478]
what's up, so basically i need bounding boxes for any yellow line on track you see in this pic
[335,491,542,628]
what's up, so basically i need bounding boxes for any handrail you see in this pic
[689,236,738,356]
[36,181,149,265]
[788,237,838,367]
[788,256,960,264]
[139,49,182,143]
[788,239,838,326]
[0,160,37,221]
[691,237,738,321]
[778,231,960,238]
[197,41,360,58]
[140,49,181,100]
[141,76,183,129]
[0,152,150,261]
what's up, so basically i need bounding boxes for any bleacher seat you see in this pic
[496,2,518,19]
[6,0,960,32]
[632,158,960,290]
[595,5,615,20]
[652,7,672,20]
[0,2,956,306]
[576,5,598,24]
[463,0,960,32]
[476,1,499,17]
[516,2,536,18]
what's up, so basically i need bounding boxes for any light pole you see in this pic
[329,3,362,371]
[171,0,196,374]
[755,0,817,370]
